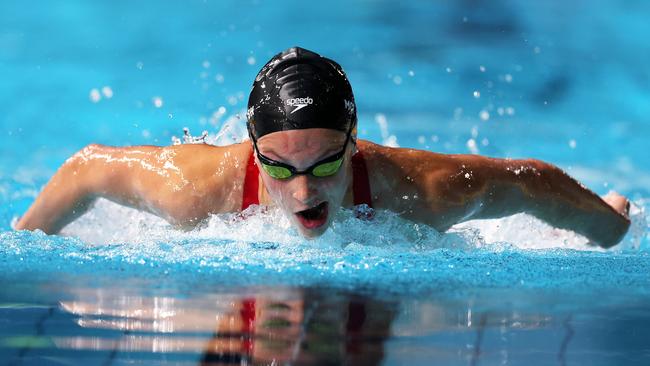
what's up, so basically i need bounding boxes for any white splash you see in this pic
[59,197,647,252]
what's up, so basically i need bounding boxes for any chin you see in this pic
[295,223,329,239]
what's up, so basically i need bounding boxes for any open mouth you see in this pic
[295,202,329,229]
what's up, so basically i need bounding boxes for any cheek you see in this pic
[261,175,287,199]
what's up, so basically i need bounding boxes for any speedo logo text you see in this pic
[285,97,313,114]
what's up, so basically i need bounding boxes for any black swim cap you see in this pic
[247,47,357,139]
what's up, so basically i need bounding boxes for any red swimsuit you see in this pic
[241,149,374,212]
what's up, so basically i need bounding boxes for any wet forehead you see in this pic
[256,129,347,162]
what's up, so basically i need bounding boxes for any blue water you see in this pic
[1,0,650,365]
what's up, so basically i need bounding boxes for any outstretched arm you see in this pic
[14,144,160,234]
[432,155,630,248]
[361,141,630,248]
[14,143,238,234]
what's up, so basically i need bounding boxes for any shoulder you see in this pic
[356,139,459,180]
[355,140,503,206]
[93,142,253,214]
[159,142,253,196]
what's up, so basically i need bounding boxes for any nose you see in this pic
[291,175,318,204]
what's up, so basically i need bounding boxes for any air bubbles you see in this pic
[152,96,163,108]
[533,46,541,54]
[247,56,256,65]
[479,65,486,72]
[479,110,490,121]
[142,129,151,139]
[215,73,224,83]
[202,60,211,69]
[392,75,403,85]
[504,74,513,83]
[446,67,453,73]
[136,61,144,70]
[408,70,415,77]
[417,135,426,144]
[473,90,481,98]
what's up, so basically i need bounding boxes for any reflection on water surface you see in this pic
[6,284,645,366]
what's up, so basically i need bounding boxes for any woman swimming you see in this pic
[14,47,630,247]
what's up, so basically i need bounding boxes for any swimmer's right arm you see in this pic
[14,144,153,234]
[15,143,230,234]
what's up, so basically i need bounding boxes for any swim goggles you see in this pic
[250,127,353,180]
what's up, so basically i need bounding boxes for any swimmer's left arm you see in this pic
[430,155,631,248]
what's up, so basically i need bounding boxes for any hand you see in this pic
[601,191,630,219]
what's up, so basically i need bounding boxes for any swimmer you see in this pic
[14,47,631,248]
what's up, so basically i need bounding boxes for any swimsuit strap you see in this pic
[351,150,373,208]
[241,149,260,210]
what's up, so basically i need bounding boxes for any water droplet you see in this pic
[569,139,577,149]
[454,107,463,120]
[152,96,163,108]
[101,86,113,99]
[466,139,479,154]
[89,88,101,103]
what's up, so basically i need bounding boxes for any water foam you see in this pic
[59,197,647,253]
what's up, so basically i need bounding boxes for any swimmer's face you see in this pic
[255,128,353,238]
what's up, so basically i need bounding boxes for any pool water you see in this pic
[1,0,649,364]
